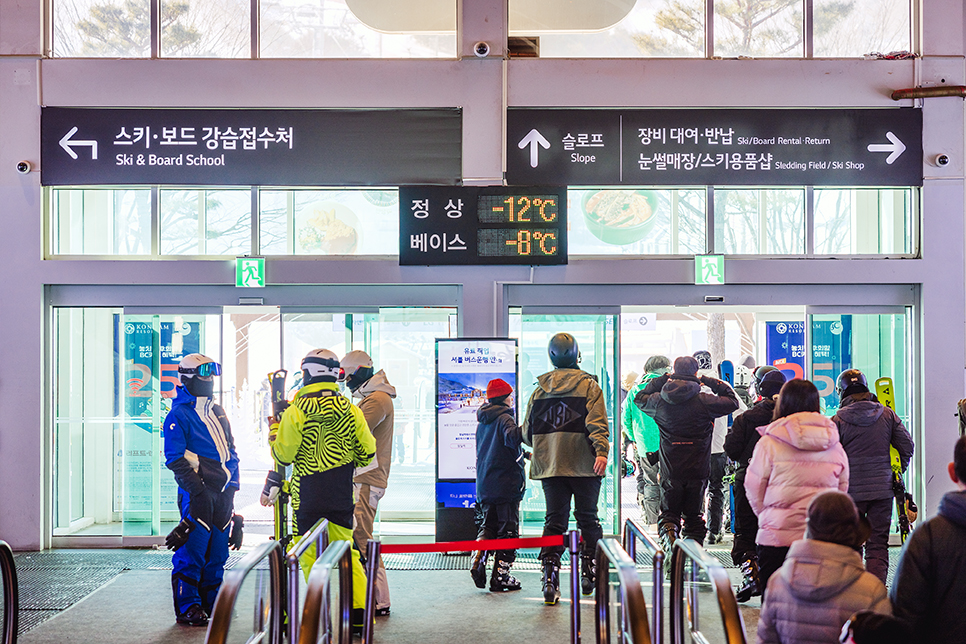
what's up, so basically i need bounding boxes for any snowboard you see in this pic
[718,360,735,387]
[874,376,911,543]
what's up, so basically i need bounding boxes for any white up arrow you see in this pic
[518,128,550,168]
[866,131,906,165]
[59,126,99,160]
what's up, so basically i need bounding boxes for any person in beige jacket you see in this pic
[341,350,397,617]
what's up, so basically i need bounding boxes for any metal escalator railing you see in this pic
[296,540,353,644]
[206,539,284,644]
[0,540,18,644]
[668,539,746,644]
[595,538,652,644]
[622,519,665,644]
[287,519,331,644]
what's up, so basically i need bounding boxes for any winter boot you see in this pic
[541,555,561,605]
[658,521,680,554]
[735,556,761,603]
[580,555,597,595]
[470,550,489,589]
[489,559,522,592]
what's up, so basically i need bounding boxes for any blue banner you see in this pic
[811,318,853,411]
[765,321,806,382]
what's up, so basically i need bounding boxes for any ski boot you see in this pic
[658,522,680,580]
[580,554,597,595]
[470,550,489,589]
[735,556,761,603]
[489,558,522,592]
[541,555,561,605]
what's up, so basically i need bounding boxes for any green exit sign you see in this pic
[695,255,724,285]
[236,257,265,288]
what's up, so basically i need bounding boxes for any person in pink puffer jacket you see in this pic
[745,379,849,599]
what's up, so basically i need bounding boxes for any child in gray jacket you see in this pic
[757,491,891,644]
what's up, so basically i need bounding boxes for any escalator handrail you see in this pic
[297,540,353,644]
[623,519,665,644]
[668,539,746,644]
[595,538,652,644]
[206,539,284,644]
[0,540,18,644]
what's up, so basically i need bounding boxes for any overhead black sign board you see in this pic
[399,186,568,266]
[41,107,462,186]
[507,108,922,187]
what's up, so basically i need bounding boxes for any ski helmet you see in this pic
[734,364,753,389]
[178,353,220,398]
[548,333,580,369]
[753,365,778,397]
[757,369,787,398]
[301,348,341,384]
[836,369,869,399]
[341,350,375,392]
[693,350,713,371]
[643,355,670,375]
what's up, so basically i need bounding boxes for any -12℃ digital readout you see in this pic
[478,195,559,224]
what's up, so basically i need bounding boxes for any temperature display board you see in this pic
[399,186,568,266]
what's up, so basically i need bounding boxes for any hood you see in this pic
[760,412,840,451]
[939,490,966,528]
[536,368,594,395]
[835,399,884,426]
[354,369,396,400]
[781,539,866,602]
[478,401,512,424]
[660,376,701,405]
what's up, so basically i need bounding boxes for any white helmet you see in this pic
[301,348,341,381]
[340,350,374,391]
[178,353,220,386]
[734,364,753,389]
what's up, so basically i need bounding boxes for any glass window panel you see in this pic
[160,0,251,57]
[714,188,805,254]
[813,0,910,57]
[259,189,399,255]
[51,188,152,255]
[160,189,251,255]
[514,0,704,58]
[714,0,803,58]
[568,188,706,255]
[259,0,456,58]
[53,0,152,57]
[814,188,912,255]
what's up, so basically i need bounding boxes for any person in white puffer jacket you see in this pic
[745,379,850,598]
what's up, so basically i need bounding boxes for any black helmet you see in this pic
[753,365,778,392]
[548,333,580,369]
[836,369,868,398]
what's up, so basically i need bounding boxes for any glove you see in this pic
[268,421,280,444]
[644,450,659,466]
[165,518,195,551]
[189,489,213,530]
[228,514,244,550]
[261,470,284,506]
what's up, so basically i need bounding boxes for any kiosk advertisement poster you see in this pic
[436,339,518,482]
[765,321,806,382]
[812,317,853,411]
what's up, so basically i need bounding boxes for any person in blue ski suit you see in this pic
[163,353,242,627]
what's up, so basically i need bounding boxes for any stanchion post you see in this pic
[363,540,379,644]
[652,550,664,644]
[568,529,581,644]
[289,555,300,644]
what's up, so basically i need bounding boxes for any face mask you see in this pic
[184,376,214,398]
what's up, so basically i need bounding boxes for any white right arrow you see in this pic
[518,128,551,168]
[59,126,99,160]
[867,131,906,165]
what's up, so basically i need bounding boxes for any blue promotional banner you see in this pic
[765,321,806,382]
[811,317,853,411]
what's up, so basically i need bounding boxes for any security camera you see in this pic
[16,161,31,174]
[473,42,490,58]
[935,154,950,167]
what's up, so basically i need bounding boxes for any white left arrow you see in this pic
[59,126,99,160]
[518,128,551,168]
[867,131,906,165]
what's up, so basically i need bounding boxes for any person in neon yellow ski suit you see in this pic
[270,348,376,633]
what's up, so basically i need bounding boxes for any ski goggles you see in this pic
[301,356,341,370]
[178,361,222,377]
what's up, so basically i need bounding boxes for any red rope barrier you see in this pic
[380,534,566,554]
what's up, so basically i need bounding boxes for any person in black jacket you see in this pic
[471,378,525,592]
[890,435,966,644]
[832,368,914,584]
[723,367,786,602]
[635,356,739,550]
